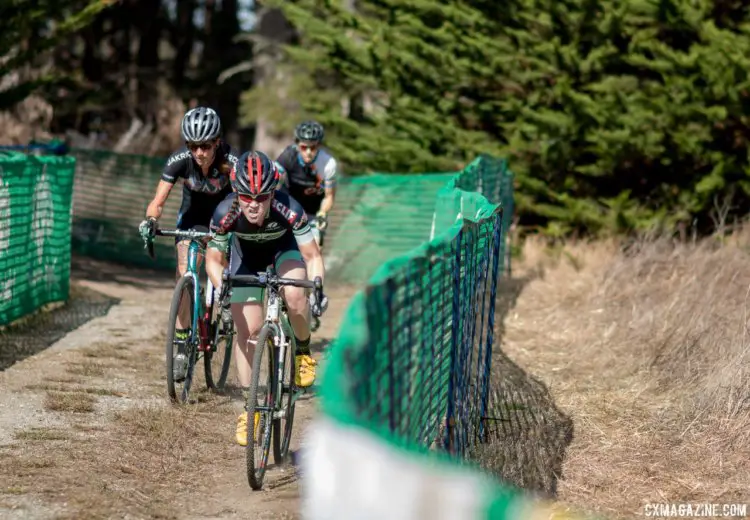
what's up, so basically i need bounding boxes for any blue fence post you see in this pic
[479,209,503,442]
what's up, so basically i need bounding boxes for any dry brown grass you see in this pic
[43,392,97,413]
[1,395,238,519]
[64,360,109,377]
[14,427,70,442]
[0,79,53,145]
[489,233,750,518]
[80,341,133,360]
[24,383,126,397]
[1,328,245,519]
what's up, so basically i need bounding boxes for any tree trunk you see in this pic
[134,0,162,123]
[81,17,104,82]
[251,6,296,154]
[172,0,196,89]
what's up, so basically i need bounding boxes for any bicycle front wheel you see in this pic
[165,275,198,404]
[246,324,275,490]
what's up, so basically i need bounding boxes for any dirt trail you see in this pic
[0,258,355,520]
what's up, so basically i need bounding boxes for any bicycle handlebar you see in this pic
[156,227,213,240]
[142,222,213,260]
[224,269,325,316]
[223,271,322,292]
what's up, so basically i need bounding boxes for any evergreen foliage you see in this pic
[244,0,750,235]
[0,0,117,111]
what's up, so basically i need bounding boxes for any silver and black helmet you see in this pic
[294,120,324,143]
[181,107,222,142]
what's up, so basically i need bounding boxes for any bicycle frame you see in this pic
[224,266,322,489]
[148,227,216,353]
[184,239,214,352]
[223,267,323,406]
[263,285,297,417]
[143,224,235,402]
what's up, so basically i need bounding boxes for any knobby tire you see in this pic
[246,324,275,490]
[166,275,197,404]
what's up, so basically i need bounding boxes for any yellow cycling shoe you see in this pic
[295,354,317,388]
[235,411,261,447]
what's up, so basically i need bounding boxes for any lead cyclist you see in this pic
[274,120,338,248]
[205,150,328,446]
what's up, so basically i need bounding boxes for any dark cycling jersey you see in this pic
[161,141,239,234]
[208,191,315,276]
[275,145,338,216]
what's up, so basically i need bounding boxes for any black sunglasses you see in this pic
[187,141,215,151]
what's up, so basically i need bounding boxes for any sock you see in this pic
[175,328,190,355]
[295,335,311,356]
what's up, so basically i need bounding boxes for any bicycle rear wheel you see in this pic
[273,327,296,465]
[246,324,275,490]
[165,275,198,404]
[205,301,233,392]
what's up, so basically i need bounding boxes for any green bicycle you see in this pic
[142,223,233,404]
[223,267,323,490]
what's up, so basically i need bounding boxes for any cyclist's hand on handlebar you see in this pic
[138,217,157,241]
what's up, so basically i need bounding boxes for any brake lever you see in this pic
[312,276,324,317]
[145,218,158,259]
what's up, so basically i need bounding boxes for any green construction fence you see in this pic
[0,152,76,326]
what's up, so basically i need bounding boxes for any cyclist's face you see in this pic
[297,140,319,164]
[238,192,273,225]
[187,139,217,167]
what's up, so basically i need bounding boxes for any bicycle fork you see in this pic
[197,276,216,352]
[185,242,212,353]
[266,295,295,420]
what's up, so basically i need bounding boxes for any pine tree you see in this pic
[0,0,117,110]
[241,0,750,235]
[243,0,512,172]
[500,0,750,234]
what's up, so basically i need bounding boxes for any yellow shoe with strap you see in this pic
[294,336,317,388]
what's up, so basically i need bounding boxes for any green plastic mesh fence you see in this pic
[69,147,455,280]
[323,173,455,284]
[437,157,574,498]
[0,152,76,326]
[320,191,502,450]
[434,154,515,275]
[302,156,590,520]
[70,149,178,270]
